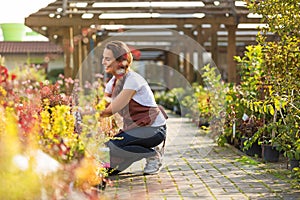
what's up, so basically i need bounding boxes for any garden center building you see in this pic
[24,0,274,84]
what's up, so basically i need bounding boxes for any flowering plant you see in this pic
[40,103,85,162]
[0,65,116,198]
[40,82,70,107]
[0,65,8,83]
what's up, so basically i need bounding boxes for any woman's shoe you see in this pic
[143,151,162,175]
[107,167,121,176]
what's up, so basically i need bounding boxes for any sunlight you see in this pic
[0,0,55,23]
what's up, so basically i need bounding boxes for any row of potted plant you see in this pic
[231,0,300,167]
[155,0,300,179]
[155,64,227,141]
[0,64,115,199]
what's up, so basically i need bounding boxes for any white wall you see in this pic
[1,53,64,72]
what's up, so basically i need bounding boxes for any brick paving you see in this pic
[102,112,300,200]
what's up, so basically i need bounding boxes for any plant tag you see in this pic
[233,121,236,138]
[242,113,249,121]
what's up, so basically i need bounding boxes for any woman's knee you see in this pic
[107,139,123,149]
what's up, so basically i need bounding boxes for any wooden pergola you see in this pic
[25,0,266,83]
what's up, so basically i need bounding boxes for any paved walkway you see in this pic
[102,112,300,200]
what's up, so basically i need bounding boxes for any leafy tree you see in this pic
[245,0,300,159]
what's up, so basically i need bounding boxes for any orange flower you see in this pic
[74,155,103,190]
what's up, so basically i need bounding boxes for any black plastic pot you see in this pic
[240,138,262,157]
[289,158,300,170]
[262,145,279,162]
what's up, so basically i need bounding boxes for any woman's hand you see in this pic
[100,89,136,117]
[100,108,112,117]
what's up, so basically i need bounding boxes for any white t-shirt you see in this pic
[105,71,166,127]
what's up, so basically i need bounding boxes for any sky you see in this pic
[0,0,55,24]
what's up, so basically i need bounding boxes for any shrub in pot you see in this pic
[273,110,300,169]
[260,136,280,162]
[228,44,266,153]
[246,0,300,168]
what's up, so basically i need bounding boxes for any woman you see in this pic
[100,40,168,175]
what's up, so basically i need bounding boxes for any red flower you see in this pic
[41,85,51,97]
[123,53,128,61]
[11,74,17,81]
[40,83,70,107]
[0,65,8,83]
[128,46,141,60]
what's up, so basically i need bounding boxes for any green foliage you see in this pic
[235,155,259,166]
[154,87,192,114]
[235,44,264,101]
[291,167,300,189]
[155,64,227,141]
[47,68,64,83]
[182,64,228,136]
[246,0,300,37]
[200,64,228,141]
[222,1,300,163]
[221,84,241,146]
[222,45,266,148]
[12,66,46,83]
[181,83,210,122]
[166,87,186,110]
[201,64,227,120]
[243,0,300,160]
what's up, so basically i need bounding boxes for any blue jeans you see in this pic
[106,125,166,172]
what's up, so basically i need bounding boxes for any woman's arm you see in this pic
[100,89,136,117]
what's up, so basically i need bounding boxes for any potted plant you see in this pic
[245,96,287,163]
[221,84,239,146]
[181,83,209,127]
[273,102,300,169]
[246,0,300,167]
[229,44,266,156]
[239,114,263,157]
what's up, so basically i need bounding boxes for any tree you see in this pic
[245,0,300,160]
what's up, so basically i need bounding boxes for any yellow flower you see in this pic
[40,104,86,162]
[0,86,7,97]
[0,106,41,199]
[95,98,106,111]
[74,155,103,189]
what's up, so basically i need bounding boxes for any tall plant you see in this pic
[201,64,228,140]
[230,45,266,148]
[246,0,300,159]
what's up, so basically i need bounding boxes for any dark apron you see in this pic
[119,99,168,132]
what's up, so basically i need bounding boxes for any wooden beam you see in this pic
[25,15,261,28]
[40,8,234,15]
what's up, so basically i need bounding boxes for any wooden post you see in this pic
[166,51,179,88]
[226,25,237,83]
[62,28,73,79]
[195,25,204,84]
[77,31,83,89]
[72,26,80,81]
[196,25,204,46]
[185,51,194,83]
[211,24,219,68]
[182,28,196,83]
